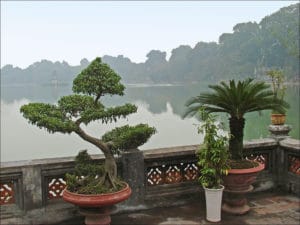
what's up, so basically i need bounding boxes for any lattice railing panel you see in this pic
[48,177,66,199]
[288,155,300,175]
[146,161,199,186]
[165,165,182,184]
[147,167,164,186]
[246,153,269,170]
[0,181,15,205]
[183,163,199,181]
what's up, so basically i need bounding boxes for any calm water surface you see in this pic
[1,83,299,162]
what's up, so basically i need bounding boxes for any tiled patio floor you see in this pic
[62,191,300,225]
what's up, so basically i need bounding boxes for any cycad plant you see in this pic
[20,57,156,193]
[185,78,289,161]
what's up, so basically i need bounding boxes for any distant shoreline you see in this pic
[1,80,300,87]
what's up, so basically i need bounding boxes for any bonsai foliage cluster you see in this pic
[20,57,156,193]
[185,78,289,162]
[197,107,229,189]
[266,69,287,114]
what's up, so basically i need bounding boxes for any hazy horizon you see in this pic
[1,1,297,69]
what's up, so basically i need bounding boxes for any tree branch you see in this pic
[74,125,111,156]
[95,93,102,104]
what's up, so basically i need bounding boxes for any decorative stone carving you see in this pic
[0,181,15,205]
[288,155,300,175]
[48,177,66,199]
[146,162,199,186]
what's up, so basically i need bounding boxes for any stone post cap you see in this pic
[268,124,291,133]
[268,124,291,141]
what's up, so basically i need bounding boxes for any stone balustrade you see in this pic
[0,136,299,224]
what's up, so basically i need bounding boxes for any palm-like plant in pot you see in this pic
[185,78,289,214]
[196,107,229,222]
[266,69,288,125]
[20,57,156,225]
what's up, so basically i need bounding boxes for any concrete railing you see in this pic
[1,137,299,224]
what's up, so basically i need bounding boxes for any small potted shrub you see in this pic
[184,78,289,214]
[20,57,156,225]
[196,107,229,222]
[266,69,289,125]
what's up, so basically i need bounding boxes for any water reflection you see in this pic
[1,83,299,162]
[1,100,201,162]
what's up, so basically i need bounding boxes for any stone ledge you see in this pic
[143,145,198,159]
[244,138,277,149]
[280,138,300,150]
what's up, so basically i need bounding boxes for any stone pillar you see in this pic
[21,166,43,210]
[268,124,291,190]
[120,149,145,205]
[268,124,291,141]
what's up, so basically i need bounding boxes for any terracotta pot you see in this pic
[62,182,131,207]
[223,162,264,192]
[222,162,264,215]
[271,114,286,125]
[62,182,131,225]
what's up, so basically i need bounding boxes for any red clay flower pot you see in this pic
[62,182,131,225]
[222,162,264,215]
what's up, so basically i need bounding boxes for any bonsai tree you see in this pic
[184,78,289,162]
[20,57,156,193]
[197,107,229,189]
[266,69,287,114]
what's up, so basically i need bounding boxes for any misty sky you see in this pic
[1,1,297,69]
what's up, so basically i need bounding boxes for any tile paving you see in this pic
[61,191,300,225]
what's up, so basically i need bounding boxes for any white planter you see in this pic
[204,185,224,222]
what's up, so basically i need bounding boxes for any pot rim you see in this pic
[62,181,132,207]
[63,181,129,197]
[203,185,225,191]
[228,161,264,174]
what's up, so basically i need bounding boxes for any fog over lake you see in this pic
[1,83,299,162]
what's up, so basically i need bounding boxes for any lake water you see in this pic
[1,83,299,162]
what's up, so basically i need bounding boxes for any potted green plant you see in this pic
[20,57,156,225]
[184,78,289,214]
[196,107,229,222]
[266,69,288,125]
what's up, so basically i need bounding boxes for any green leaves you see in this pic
[72,57,125,98]
[20,56,156,167]
[58,94,103,117]
[185,79,290,161]
[196,108,230,189]
[80,103,137,125]
[20,103,76,133]
[185,78,289,119]
[266,69,289,113]
[102,124,156,152]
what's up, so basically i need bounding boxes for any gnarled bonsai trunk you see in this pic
[75,127,119,189]
[229,117,245,160]
[102,151,119,189]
